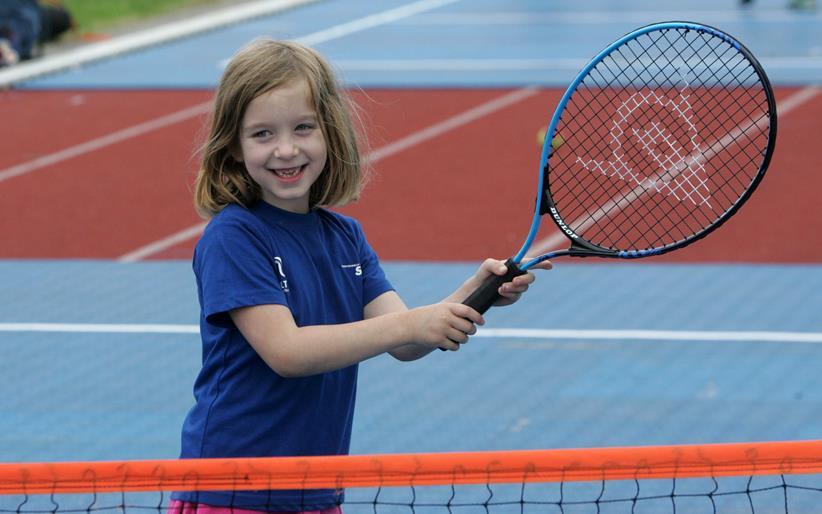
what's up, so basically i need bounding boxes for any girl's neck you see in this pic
[261,195,310,214]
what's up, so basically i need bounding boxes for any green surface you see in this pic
[62,0,225,34]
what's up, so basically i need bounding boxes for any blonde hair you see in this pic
[194,39,365,218]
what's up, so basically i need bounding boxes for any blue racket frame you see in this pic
[516,21,760,271]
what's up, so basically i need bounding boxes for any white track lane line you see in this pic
[0,102,212,184]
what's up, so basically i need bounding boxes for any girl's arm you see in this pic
[230,300,482,378]
[232,259,550,376]
[363,290,432,362]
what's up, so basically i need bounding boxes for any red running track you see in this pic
[0,87,820,263]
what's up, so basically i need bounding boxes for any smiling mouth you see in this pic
[270,165,306,181]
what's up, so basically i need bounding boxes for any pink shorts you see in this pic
[167,499,342,514]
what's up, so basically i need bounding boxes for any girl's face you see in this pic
[235,79,327,213]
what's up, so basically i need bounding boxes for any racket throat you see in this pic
[538,163,552,216]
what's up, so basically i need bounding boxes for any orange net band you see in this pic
[2,439,821,495]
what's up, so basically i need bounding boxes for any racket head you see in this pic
[518,22,777,270]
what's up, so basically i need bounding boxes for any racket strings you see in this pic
[563,33,707,247]
[598,181,700,251]
[628,34,717,208]
[587,37,709,211]
[547,26,772,252]
[690,86,770,209]
[558,90,706,249]
[709,131,769,213]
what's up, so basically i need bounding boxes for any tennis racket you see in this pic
[463,21,777,314]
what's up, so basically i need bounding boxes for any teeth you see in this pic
[273,166,302,177]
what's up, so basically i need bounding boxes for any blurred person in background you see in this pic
[0,0,73,67]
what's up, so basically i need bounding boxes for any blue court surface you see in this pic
[19,0,822,89]
[1,0,821,474]
[1,260,821,463]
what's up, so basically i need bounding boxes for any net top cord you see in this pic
[2,440,822,495]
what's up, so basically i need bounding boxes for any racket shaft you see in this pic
[462,259,526,314]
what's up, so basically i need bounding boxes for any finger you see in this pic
[442,338,462,351]
[492,261,510,276]
[447,328,470,344]
[479,258,508,277]
[512,272,536,286]
[523,259,553,270]
[498,286,524,300]
[453,304,485,325]
[501,285,528,297]
[453,318,477,335]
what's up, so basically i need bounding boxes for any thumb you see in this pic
[523,258,553,271]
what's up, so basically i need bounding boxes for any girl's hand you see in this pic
[474,258,553,307]
[402,303,484,351]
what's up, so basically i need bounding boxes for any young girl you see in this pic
[169,38,548,514]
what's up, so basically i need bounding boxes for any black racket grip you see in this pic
[461,258,526,315]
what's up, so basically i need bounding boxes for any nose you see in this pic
[273,141,299,159]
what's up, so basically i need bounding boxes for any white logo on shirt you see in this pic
[274,256,289,292]
[341,263,362,276]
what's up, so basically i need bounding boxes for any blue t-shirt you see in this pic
[173,201,393,511]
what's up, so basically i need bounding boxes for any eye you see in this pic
[295,122,316,133]
[251,129,272,138]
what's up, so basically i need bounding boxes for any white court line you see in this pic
[117,86,539,261]
[477,328,822,344]
[526,85,821,257]
[2,323,821,343]
[0,102,212,184]
[216,0,462,67]
[118,222,208,263]
[0,323,199,334]
[363,87,538,165]
[299,0,460,45]
[0,0,319,88]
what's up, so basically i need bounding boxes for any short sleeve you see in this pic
[354,220,394,305]
[194,216,287,326]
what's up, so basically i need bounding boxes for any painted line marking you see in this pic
[477,328,822,344]
[118,222,208,263]
[117,87,539,261]
[2,323,820,343]
[298,0,460,46]
[0,0,319,88]
[364,87,538,165]
[0,323,200,334]
[216,0,462,68]
[526,85,821,257]
[0,103,211,184]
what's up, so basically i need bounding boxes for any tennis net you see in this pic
[2,440,822,513]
